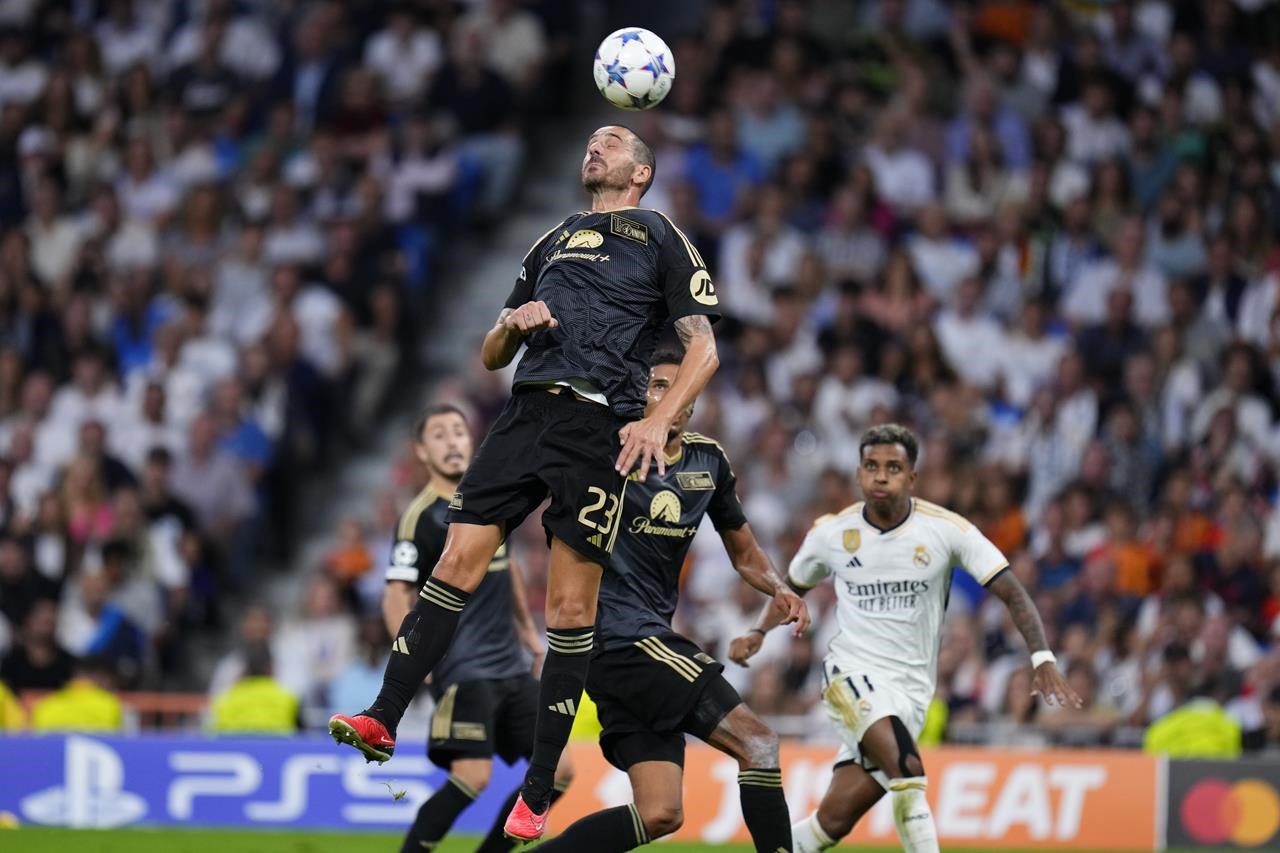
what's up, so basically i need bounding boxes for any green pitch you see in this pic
[0,828,1221,852]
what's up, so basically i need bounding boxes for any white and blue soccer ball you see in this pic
[593,27,675,111]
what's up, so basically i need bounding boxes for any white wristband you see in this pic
[1031,650,1056,669]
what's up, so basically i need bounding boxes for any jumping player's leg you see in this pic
[704,701,793,852]
[476,753,574,853]
[859,716,938,853]
[790,762,885,852]
[535,759,683,851]
[400,757,492,853]
[519,537,602,809]
[372,523,504,726]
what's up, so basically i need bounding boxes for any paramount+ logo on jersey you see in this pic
[843,578,930,612]
[630,489,698,539]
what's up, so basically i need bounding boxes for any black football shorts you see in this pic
[427,675,539,766]
[586,632,742,770]
[449,385,627,566]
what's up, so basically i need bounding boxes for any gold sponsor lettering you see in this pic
[629,516,699,538]
[547,249,611,263]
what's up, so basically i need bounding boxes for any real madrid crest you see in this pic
[913,545,931,568]
[843,530,861,551]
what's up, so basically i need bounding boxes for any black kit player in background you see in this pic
[381,405,573,853]
[330,125,725,841]
[537,349,809,853]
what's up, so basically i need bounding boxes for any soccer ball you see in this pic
[593,28,675,111]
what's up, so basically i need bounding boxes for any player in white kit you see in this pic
[730,425,1080,853]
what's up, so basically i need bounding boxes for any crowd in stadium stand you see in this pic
[431,0,1277,754]
[0,0,563,725]
[3,0,1280,756]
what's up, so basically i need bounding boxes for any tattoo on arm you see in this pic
[674,314,712,347]
[989,571,1049,652]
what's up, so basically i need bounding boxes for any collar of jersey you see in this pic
[663,446,682,465]
[862,497,914,535]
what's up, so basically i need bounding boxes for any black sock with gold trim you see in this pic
[366,577,471,732]
[739,768,791,852]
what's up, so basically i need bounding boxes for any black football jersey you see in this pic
[504,208,721,419]
[385,488,529,687]
[594,431,747,651]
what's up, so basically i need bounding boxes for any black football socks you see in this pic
[399,774,477,853]
[521,626,594,809]
[530,804,648,852]
[738,768,792,852]
[475,781,568,853]
[365,578,471,731]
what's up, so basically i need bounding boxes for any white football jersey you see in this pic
[788,498,1008,702]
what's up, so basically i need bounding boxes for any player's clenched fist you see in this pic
[503,301,559,335]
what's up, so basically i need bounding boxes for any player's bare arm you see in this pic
[382,580,416,640]
[616,314,718,478]
[720,523,809,637]
[728,575,811,667]
[986,570,1083,709]
[480,302,559,370]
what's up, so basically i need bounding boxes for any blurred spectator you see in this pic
[326,614,388,720]
[363,4,443,107]
[0,598,72,691]
[208,603,274,698]
[273,573,356,705]
[170,413,254,543]
[31,655,123,732]
[209,641,298,735]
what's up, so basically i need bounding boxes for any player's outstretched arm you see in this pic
[480,302,559,370]
[721,523,810,635]
[616,315,719,477]
[727,577,811,668]
[986,571,1083,709]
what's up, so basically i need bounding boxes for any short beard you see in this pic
[583,164,630,194]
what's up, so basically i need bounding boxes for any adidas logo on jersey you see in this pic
[548,698,578,716]
[391,636,410,654]
[846,556,863,569]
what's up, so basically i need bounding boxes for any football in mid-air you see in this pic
[593,27,675,111]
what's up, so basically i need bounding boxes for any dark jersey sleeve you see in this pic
[656,214,722,322]
[504,218,575,310]
[385,511,447,585]
[707,448,748,532]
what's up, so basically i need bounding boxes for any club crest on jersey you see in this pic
[676,471,715,491]
[913,545,931,568]
[566,229,604,249]
[689,269,718,305]
[649,490,682,523]
[610,214,648,244]
[843,530,861,552]
[393,541,418,567]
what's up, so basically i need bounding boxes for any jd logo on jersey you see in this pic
[650,490,683,523]
[567,229,604,249]
[843,530,861,551]
[689,270,718,305]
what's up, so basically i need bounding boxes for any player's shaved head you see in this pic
[585,125,655,197]
[860,424,919,468]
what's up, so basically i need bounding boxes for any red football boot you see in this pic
[328,713,395,763]
[503,792,549,842]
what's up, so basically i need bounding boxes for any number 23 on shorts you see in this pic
[578,485,621,551]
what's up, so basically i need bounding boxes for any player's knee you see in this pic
[900,752,925,779]
[450,763,491,793]
[433,546,487,587]
[740,724,780,768]
[544,591,594,628]
[817,798,855,840]
[637,801,683,838]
